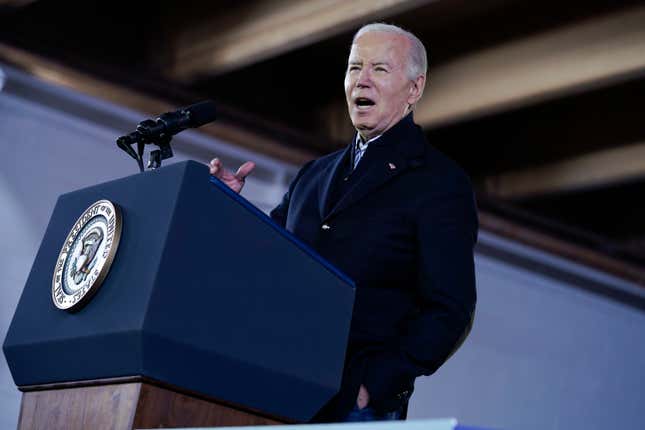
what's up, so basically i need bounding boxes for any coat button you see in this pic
[396,390,410,399]
[321,223,331,230]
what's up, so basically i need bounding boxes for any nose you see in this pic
[356,68,372,88]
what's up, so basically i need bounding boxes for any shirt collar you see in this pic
[355,133,382,150]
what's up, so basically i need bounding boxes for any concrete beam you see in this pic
[0,0,37,5]
[0,43,317,165]
[416,5,645,128]
[484,142,645,199]
[170,0,433,79]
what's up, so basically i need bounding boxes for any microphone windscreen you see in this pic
[185,100,217,127]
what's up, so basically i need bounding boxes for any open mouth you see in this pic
[355,97,376,109]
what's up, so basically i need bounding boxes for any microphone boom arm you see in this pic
[116,100,216,172]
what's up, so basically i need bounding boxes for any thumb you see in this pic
[235,161,256,181]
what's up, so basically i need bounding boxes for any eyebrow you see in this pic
[347,61,390,66]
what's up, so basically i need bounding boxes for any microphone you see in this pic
[139,99,217,139]
[118,100,217,146]
[116,100,217,171]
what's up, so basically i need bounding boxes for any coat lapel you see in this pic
[318,144,352,220]
[324,147,409,221]
[322,114,427,221]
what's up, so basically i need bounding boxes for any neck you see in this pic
[357,111,414,141]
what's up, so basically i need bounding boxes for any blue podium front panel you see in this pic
[4,161,355,421]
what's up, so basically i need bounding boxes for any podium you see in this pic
[3,161,355,429]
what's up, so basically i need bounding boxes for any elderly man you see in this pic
[210,23,477,422]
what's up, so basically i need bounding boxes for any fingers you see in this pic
[235,161,256,182]
[209,158,222,176]
[209,158,255,187]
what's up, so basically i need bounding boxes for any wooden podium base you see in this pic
[17,377,288,429]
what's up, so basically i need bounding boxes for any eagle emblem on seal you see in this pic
[52,200,122,311]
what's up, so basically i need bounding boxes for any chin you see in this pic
[354,124,375,136]
[351,118,375,133]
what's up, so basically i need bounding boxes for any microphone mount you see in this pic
[116,100,217,172]
[117,122,174,172]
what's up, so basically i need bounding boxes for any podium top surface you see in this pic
[207,172,353,286]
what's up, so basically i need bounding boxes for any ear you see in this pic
[407,74,426,106]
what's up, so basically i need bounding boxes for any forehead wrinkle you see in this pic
[347,33,413,76]
[350,49,402,66]
[347,60,391,66]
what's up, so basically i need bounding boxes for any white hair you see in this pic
[352,23,428,80]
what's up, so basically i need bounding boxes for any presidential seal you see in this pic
[52,199,122,311]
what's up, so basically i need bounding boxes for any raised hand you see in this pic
[208,158,256,194]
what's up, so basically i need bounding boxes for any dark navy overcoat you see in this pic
[270,113,478,421]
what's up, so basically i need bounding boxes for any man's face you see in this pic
[344,31,423,140]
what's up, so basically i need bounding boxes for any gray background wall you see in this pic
[1,64,643,430]
[410,234,645,429]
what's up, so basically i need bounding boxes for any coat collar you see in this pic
[318,113,427,220]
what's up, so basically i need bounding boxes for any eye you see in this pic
[348,65,361,72]
[375,66,388,73]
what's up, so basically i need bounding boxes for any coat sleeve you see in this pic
[269,160,315,227]
[362,172,478,409]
